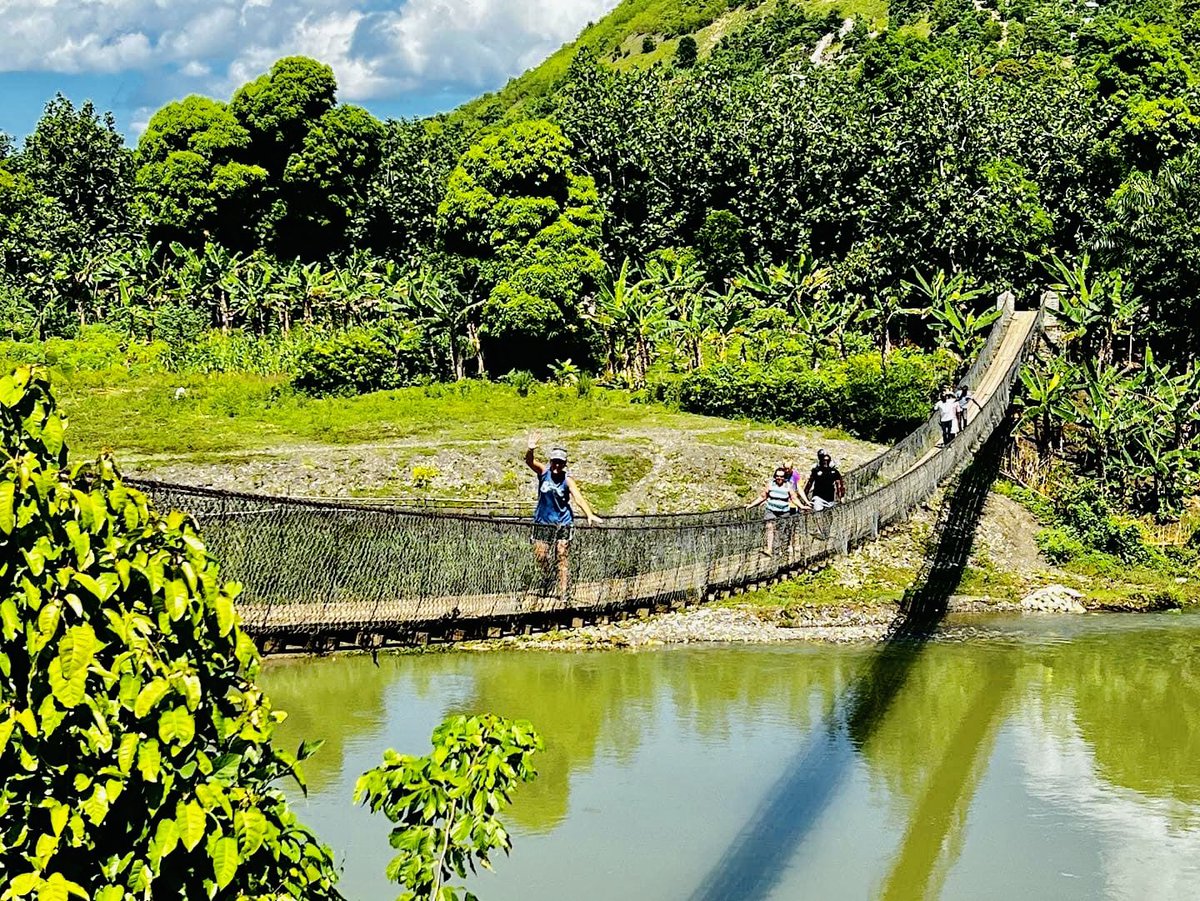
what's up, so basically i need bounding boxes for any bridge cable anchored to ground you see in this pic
[131,303,1043,649]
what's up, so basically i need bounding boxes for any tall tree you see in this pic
[437,119,605,372]
[228,56,338,173]
[16,95,136,251]
[135,96,267,249]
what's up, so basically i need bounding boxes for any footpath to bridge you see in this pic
[134,304,1042,650]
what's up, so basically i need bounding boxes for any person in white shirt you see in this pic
[935,390,959,446]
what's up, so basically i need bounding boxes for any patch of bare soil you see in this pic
[974,491,1049,581]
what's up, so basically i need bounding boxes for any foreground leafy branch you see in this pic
[355,715,543,901]
[0,366,343,899]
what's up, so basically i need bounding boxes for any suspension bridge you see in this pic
[133,302,1042,650]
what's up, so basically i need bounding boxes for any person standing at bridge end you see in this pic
[526,434,602,597]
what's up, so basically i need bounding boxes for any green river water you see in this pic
[261,613,1200,900]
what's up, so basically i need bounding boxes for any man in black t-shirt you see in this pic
[804,450,845,512]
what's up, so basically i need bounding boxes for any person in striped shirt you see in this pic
[746,466,806,556]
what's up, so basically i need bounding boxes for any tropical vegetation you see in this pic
[0,367,540,899]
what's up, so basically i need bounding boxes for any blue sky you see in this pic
[0,0,617,143]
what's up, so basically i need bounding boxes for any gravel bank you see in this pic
[458,594,1037,652]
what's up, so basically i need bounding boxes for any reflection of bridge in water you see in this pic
[133,305,1042,648]
[690,418,1017,901]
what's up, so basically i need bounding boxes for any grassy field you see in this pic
[54,368,710,458]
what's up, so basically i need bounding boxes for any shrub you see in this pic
[0,367,341,899]
[642,35,657,53]
[676,34,698,67]
[677,349,955,442]
[410,464,439,489]
[168,328,320,376]
[1056,480,1155,565]
[1036,527,1086,563]
[548,358,581,387]
[0,325,169,376]
[505,369,536,397]
[293,322,428,396]
[152,302,208,349]
[355,714,542,901]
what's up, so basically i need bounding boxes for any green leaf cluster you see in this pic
[135,57,384,260]
[678,348,956,442]
[355,715,543,901]
[292,322,432,396]
[0,366,342,899]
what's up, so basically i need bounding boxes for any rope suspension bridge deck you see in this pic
[133,305,1042,649]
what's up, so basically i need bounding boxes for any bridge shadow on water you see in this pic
[687,422,1012,901]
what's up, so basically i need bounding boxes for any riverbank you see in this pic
[460,602,1021,651]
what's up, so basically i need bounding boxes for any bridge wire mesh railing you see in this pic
[129,309,1038,636]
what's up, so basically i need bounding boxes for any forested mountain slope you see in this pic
[455,0,887,127]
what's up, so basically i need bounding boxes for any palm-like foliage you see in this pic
[1045,253,1140,367]
[1016,361,1075,454]
[734,255,834,367]
[589,257,668,386]
[905,269,998,365]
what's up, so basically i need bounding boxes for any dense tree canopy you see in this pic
[438,119,604,371]
[0,0,1196,488]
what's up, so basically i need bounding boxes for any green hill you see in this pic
[455,0,887,127]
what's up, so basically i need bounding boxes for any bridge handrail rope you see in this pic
[129,305,1040,638]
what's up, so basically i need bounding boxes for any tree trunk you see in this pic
[466,322,485,377]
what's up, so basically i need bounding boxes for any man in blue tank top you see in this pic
[525,434,602,597]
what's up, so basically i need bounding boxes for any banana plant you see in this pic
[663,288,714,370]
[1070,362,1139,483]
[590,257,667,385]
[408,270,484,380]
[863,287,925,366]
[734,255,833,365]
[588,257,637,379]
[905,268,997,365]
[1045,253,1139,367]
[1016,360,1076,454]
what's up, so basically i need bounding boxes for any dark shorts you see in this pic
[764,508,793,522]
[532,522,574,545]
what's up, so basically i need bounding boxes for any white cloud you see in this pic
[180,61,212,78]
[0,0,618,106]
[42,32,155,74]
[366,0,615,89]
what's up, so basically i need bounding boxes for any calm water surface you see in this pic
[261,613,1200,900]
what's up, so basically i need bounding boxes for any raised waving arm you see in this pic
[525,433,545,476]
